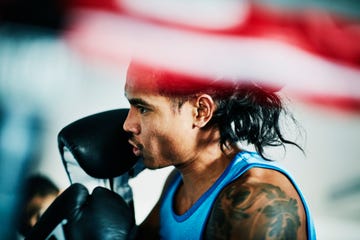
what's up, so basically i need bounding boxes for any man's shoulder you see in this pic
[204,167,308,239]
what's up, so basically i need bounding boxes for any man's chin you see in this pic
[143,161,160,170]
[142,158,166,170]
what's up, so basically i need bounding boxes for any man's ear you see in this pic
[193,94,215,128]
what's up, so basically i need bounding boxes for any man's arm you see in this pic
[204,168,308,240]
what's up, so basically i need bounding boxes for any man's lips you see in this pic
[128,139,142,157]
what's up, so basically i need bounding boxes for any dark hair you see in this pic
[23,175,59,201]
[165,81,303,160]
[208,83,303,160]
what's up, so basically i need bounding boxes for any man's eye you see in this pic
[138,106,148,114]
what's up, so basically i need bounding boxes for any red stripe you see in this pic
[297,94,360,114]
[63,1,360,112]
[67,2,360,68]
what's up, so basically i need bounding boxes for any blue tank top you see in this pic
[160,151,316,239]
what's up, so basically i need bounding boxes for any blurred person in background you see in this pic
[16,174,60,239]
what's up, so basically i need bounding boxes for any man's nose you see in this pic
[123,108,140,135]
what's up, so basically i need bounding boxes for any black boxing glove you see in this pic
[26,183,135,240]
[65,186,135,240]
[25,183,89,240]
[58,109,138,179]
[58,109,144,205]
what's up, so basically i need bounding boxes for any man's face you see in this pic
[123,67,198,169]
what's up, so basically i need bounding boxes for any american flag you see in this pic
[64,0,360,112]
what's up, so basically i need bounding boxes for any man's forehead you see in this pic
[126,62,163,92]
[126,61,233,96]
[125,61,283,109]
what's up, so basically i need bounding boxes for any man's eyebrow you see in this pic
[128,98,152,107]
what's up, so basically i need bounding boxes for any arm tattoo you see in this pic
[204,182,302,240]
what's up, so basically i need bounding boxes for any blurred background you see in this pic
[1,0,359,239]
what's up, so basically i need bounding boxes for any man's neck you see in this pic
[174,142,237,213]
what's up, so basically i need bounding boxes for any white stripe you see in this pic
[65,9,360,100]
[119,0,249,29]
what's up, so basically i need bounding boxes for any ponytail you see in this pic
[209,84,302,160]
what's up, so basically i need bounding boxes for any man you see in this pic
[123,62,316,239]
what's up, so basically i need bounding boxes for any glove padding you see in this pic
[58,109,137,179]
[26,183,135,240]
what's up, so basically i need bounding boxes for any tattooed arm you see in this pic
[204,168,308,240]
